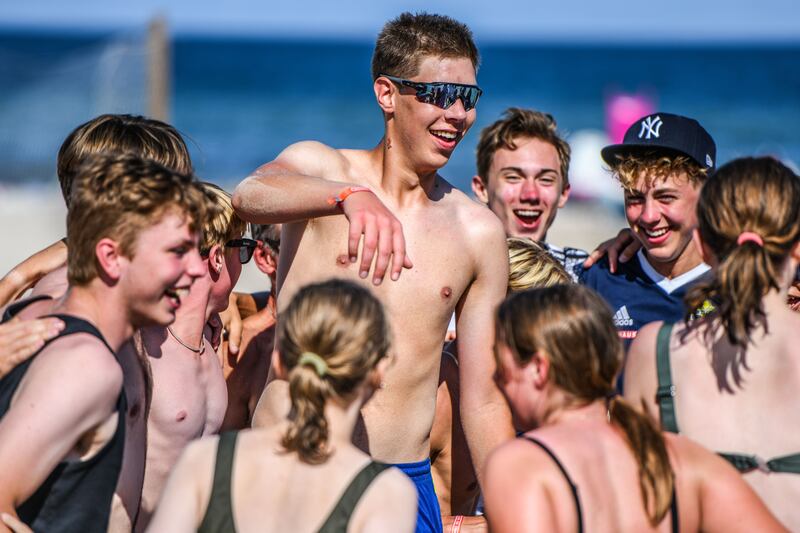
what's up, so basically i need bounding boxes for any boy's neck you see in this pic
[642,243,704,279]
[56,283,133,351]
[368,138,441,208]
[170,278,212,348]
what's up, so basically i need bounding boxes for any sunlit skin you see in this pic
[388,56,477,176]
[623,172,703,278]
[235,50,512,481]
[119,213,205,329]
[473,137,569,241]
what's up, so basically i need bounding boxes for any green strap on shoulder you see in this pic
[317,461,392,533]
[719,451,800,474]
[197,431,238,533]
[655,322,679,433]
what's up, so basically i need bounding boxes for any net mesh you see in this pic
[0,29,150,185]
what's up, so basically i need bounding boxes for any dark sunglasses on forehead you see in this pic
[380,74,483,112]
[224,238,259,264]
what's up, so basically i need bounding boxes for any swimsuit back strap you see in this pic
[521,436,584,533]
[719,451,800,474]
[655,322,679,433]
[317,461,391,533]
[197,432,239,533]
[670,482,680,533]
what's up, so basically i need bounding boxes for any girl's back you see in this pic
[189,427,415,533]
[664,305,800,526]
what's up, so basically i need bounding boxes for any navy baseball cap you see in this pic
[601,112,716,174]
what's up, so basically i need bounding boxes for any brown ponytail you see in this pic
[496,285,674,525]
[686,157,800,348]
[278,279,391,464]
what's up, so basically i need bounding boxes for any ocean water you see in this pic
[1,29,799,194]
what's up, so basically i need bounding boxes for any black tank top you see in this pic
[0,299,127,532]
[197,431,392,533]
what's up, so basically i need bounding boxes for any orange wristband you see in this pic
[327,186,372,207]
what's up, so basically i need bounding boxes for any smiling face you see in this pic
[624,171,702,275]
[474,137,569,241]
[121,212,204,328]
[387,55,478,173]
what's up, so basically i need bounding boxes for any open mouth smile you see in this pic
[163,286,190,309]
[513,209,542,227]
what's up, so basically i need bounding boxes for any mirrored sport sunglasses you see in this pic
[381,74,483,111]
[225,238,259,264]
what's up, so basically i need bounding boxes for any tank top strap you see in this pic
[44,314,115,354]
[1,295,53,323]
[655,322,679,433]
[317,461,392,533]
[198,431,239,533]
[520,436,584,533]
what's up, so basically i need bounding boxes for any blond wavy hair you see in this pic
[57,114,193,208]
[507,238,571,293]
[279,279,391,464]
[610,152,707,191]
[198,183,248,256]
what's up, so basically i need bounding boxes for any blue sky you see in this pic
[3,0,799,42]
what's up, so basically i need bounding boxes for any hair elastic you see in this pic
[736,231,764,247]
[298,351,328,377]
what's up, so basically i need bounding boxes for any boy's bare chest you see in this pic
[286,213,473,319]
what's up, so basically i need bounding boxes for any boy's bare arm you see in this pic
[232,141,411,283]
[0,344,122,519]
[456,214,514,485]
[0,240,67,307]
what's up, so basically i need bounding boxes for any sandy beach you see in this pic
[0,185,626,295]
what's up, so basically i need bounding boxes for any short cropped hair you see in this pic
[476,108,571,191]
[507,238,571,292]
[57,114,192,208]
[199,183,248,256]
[251,223,281,255]
[67,153,207,286]
[609,153,707,191]
[371,12,479,80]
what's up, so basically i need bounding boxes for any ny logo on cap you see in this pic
[638,115,663,140]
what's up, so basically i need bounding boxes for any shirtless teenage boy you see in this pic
[219,223,279,431]
[0,153,206,532]
[234,12,511,532]
[133,183,248,531]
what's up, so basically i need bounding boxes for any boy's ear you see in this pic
[374,76,396,115]
[557,183,571,209]
[209,244,224,274]
[95,237,124,281]
[471,175,489,204]
[254,245,277,276]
